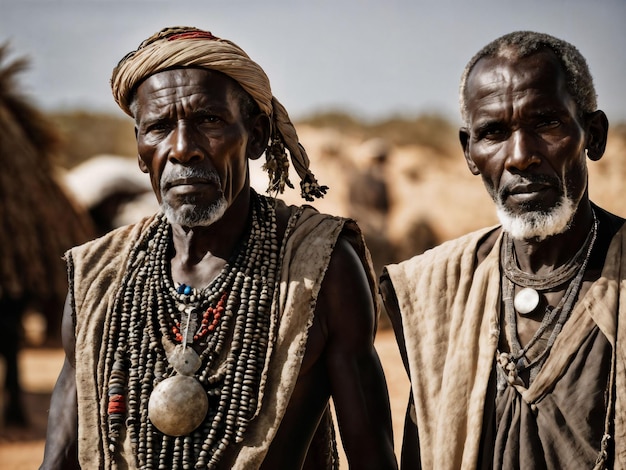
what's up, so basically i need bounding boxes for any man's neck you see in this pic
[169,190,252,288]
[511,200,594,275]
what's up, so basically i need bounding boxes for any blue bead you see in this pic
[184,285,192,295]
[177,284,186,294]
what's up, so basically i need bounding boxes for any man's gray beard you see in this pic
[161,197,228,227]
[495,195,576,242]
[160,167,229,227]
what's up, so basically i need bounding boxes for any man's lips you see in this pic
[505,182,554,202]
[163,177,218,192]
[507,182,551,194]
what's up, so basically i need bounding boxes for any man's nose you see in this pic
[169,122,203,164]
[504,129,541,171]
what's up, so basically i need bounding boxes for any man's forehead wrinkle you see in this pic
[467,67,513,118]
[470,57,516,89]
[141,83,222,115]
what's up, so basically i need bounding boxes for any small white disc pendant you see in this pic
[514,287,540,314]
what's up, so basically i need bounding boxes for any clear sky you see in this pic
[1,0,625,125]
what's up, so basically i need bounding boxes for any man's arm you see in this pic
[40,294,80,470]
[379,274,410,374]
[317,236,398,469]
[380,273,421,469]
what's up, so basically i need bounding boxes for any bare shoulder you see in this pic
[318,233,377,341]
[263,230,379,467]
[311,234,398,469]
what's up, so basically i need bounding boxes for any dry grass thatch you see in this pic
[0,45,94,302]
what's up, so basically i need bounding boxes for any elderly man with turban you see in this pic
[40,26,397,470]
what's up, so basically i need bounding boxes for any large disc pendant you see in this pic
[148,375,208,436]
[513,287,540,315]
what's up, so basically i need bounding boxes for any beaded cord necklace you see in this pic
[496,211,616,466]
[501,215,597,316]
[497,210,598,387]
[102,191,285,469]
[502,220,596,290]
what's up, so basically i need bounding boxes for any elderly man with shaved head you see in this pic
[382,31,625,469]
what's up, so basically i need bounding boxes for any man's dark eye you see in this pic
[146,122,171,134]
[536,119,560,130]
[198,114,221,125]
[477,125,506,141]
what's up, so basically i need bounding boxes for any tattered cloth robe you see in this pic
[67,201,377,469]
[385,221,626,469]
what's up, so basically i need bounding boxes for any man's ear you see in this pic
[137,154,149,173]
[247,113,271,161]
[460,127,480,175]
[134,125,149,173]
[585,110,609,161]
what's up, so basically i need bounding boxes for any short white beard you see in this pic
[495,196,576,241]
[161,197,228,227]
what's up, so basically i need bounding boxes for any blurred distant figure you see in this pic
[348,138,393,274]
[349,137,391,216]
[0,46,93,425]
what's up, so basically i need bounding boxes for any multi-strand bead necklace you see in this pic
[102,192,283,469]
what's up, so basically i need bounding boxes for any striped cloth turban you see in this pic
[111,26,327,201]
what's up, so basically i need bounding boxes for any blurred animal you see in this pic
[63,154,158,235]
[0,45,93,425]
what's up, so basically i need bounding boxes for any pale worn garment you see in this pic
[385,222,626,469]
[67,201,376,469]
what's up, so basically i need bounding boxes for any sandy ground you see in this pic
[0,327,408,469]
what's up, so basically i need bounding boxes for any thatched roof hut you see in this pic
[0,45,94,309]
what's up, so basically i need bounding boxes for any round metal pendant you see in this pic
[148,375,208,436]
[513,287,540,315]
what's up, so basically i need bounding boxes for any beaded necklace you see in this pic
[497,210,598,386]
[102,191,284,469]
[501,215,597,316]
[496,212,616,466]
